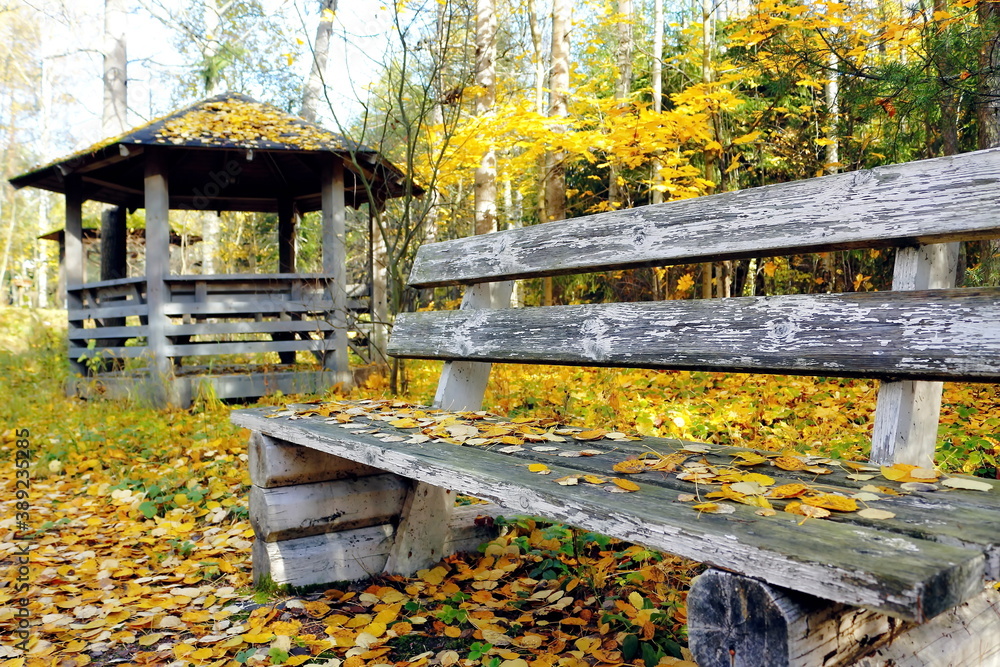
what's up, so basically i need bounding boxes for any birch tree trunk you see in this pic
[543,0,571,306]
[200,0,225,275]
[300,0,336,123]
[529,0,546,226]
[37,55,53,307]
[700,0,715,299]
[608,0,633,208]
[651,0,664,206]
[825,48,839,174]
[101,0,129,292]
[473,0,497,237]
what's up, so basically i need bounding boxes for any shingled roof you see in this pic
[9,93,420,212]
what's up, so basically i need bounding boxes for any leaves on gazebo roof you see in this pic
[149,95,358,152]
[9,93,369,187]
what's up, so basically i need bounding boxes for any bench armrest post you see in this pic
[433,281,513,412]
[871,242,959,466]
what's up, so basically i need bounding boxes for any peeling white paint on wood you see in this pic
[871,243,960,466]
[249,473,409,542]
[248,431,383,488]
[252,504,501,588]
[408,148,1000,287]
[389,289,1000,382]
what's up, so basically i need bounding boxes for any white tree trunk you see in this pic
[301,0,336,123]
[474,0,497,237]
[608,0,633,207]
[103,0,128,137]
[825,47,839,174]
[543,0,571,305]
[651,0,665,205]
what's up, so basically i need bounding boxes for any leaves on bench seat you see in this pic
[267,398,994,531]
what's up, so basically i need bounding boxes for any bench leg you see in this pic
[384,482,455,575]
[688,569,1000,666]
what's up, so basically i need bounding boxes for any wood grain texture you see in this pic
[248,431,382,488]
[249,473,409,542]
[687,569,902,667]
[232,408,988,621]
[252,504,502,588]
[854,587,1000,667]
[870,243,959,466]
[407,148,1000,287]
[389,288,1000,382]
[433,282,512,412]
[383,484,455,575]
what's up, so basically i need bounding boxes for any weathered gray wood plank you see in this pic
[408,148,1000,287]
[68,325,148,340]
[389,288,1000,382]
[871,243,960,466]
[232,408,985,621]
[69,304,149,321]
[166,320,334,337]
[687,569,900,667]
[252,504,501,588]
[70,276,147,290]
[161,300,336,316]
[248,431,383,488]
[689,572,1000,667]
[249,473,409,542]
[165,339,329,357]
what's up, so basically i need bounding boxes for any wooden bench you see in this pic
[233,149,1000,666]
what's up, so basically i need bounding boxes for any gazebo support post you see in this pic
[144,148,173,405]
[321,159,350,383]
[276,196,298,365]
[278,197,297,273]
[97,205,128,358]
[370,200,389,366]
[65,175,86,377]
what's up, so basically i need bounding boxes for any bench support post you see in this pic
[688,569,1000,667]
[385,282,513,574]
[870,242,959,466]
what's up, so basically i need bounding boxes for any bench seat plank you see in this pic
[408,148,1000,287]
[389,288,1000,382]
[232,406,992,622]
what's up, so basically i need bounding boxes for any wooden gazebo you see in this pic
[10,93,417,407]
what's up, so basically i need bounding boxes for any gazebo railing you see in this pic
[69,274,370,370]
[68,277,150,364]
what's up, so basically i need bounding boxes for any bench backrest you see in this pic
[388,149,1000,465]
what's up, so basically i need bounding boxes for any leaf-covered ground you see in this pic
[1,307,997,667]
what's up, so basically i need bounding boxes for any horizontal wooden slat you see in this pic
[68,276,147,291]
[166,339,332,357]
[252,504,501,588]
[165,273,338,283]
[389,288,1000,382]
[232,407,988,621]
[70,304,149,321]
[250,473,410,542]
[70,345,148,359]
[69,325,148,341]
[161,300,335,316]
[165,320,335,337]
[408,148,1000,287]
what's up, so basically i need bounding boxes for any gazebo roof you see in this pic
[9,93,420,213]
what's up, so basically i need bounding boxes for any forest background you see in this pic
[3,0,1000,319]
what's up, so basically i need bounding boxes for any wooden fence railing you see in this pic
[68,274,370,369]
